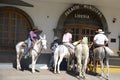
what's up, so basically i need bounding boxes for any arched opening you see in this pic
[0,6,34,52]
[54,4,108,43]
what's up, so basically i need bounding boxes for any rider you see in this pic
[93,29,109,48]
[23,26,40,59]
[62,29,75,54]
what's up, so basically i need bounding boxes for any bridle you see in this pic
[33,38,47,54]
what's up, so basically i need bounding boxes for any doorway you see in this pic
[0,7,34,52]
[64,25,99,43]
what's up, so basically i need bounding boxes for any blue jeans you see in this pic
[48,52,54,68]
[23,38,32,56]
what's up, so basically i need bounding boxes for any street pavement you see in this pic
[0,68,120,80]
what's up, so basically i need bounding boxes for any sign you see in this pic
[64,4,103,18]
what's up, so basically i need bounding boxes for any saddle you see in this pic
[63,44,74,56]
[22,41,35,56]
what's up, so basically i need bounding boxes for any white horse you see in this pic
[93,46,115,79]
[16,34,47,73]
[54,44,74,74]
[73,37,89,79]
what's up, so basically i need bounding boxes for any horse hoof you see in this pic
[82,76,85,79]
[17,67,21,70]
[58,71,60,74]
[32,71,35,73]
[54,71,56,74]
[79,75,83,78]
[105,76,109,80]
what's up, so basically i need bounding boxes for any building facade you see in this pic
[0,0,120,66]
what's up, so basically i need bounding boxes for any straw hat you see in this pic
[96,29,104,34]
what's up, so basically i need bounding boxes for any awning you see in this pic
[0,0,34,7]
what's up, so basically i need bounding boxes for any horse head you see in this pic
[82,37,88,44]
[73,40,80,46]
[38,34,47,50]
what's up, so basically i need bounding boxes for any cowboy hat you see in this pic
[65,29,73,33]
[32,26,39,30]
[96,29,104,34]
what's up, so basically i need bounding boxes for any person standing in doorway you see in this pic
[48,37,59,70]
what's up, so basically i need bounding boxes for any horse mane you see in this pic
[73,40,81,46]
[81,37,88,44]
[73,37,88,47]
[35,39,39,44]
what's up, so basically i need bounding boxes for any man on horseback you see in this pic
[93,29,109,48]
[62,29,75,70]
[62,29,75,55]
[23,26,40,59]
[93,29,113,79]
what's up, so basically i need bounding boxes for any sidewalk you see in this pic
[0,68,120,80]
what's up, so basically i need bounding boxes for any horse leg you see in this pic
[93,54,97,73]
[100,60,104,77]
[32,55,36,73]
[77,57,82,78]
[70,57,75,71]
[16,52,22,70]
[57,56,64,74]
[106,59,109,79]
[67,56,73,71]
[67,57,70,71]
[82,55,89,78]
[54,53,58,73]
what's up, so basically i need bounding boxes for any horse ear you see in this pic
[39,35,43,39]
[43,34,46,39]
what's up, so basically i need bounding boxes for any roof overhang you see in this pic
[0,0,34,7]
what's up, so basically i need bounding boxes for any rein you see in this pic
[88,42,93,48]
[32,39,44,59]
[74,40,82,47]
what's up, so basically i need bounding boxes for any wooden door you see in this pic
[64,25,99,43]
[0,9,32,51]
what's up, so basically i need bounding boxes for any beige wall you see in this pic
[0,0,120,53]
[98,6,120,52]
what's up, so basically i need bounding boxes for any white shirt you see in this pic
[94,33,109,45]
[62,32,72,43]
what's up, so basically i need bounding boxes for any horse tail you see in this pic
[105,47,115,56]
[16,41,25,54]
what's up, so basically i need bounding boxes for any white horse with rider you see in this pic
[16,34,47,73]
[93,29,116,79]
[53,44,74,73]
[54,36,89,78]
[93,46,115,79]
